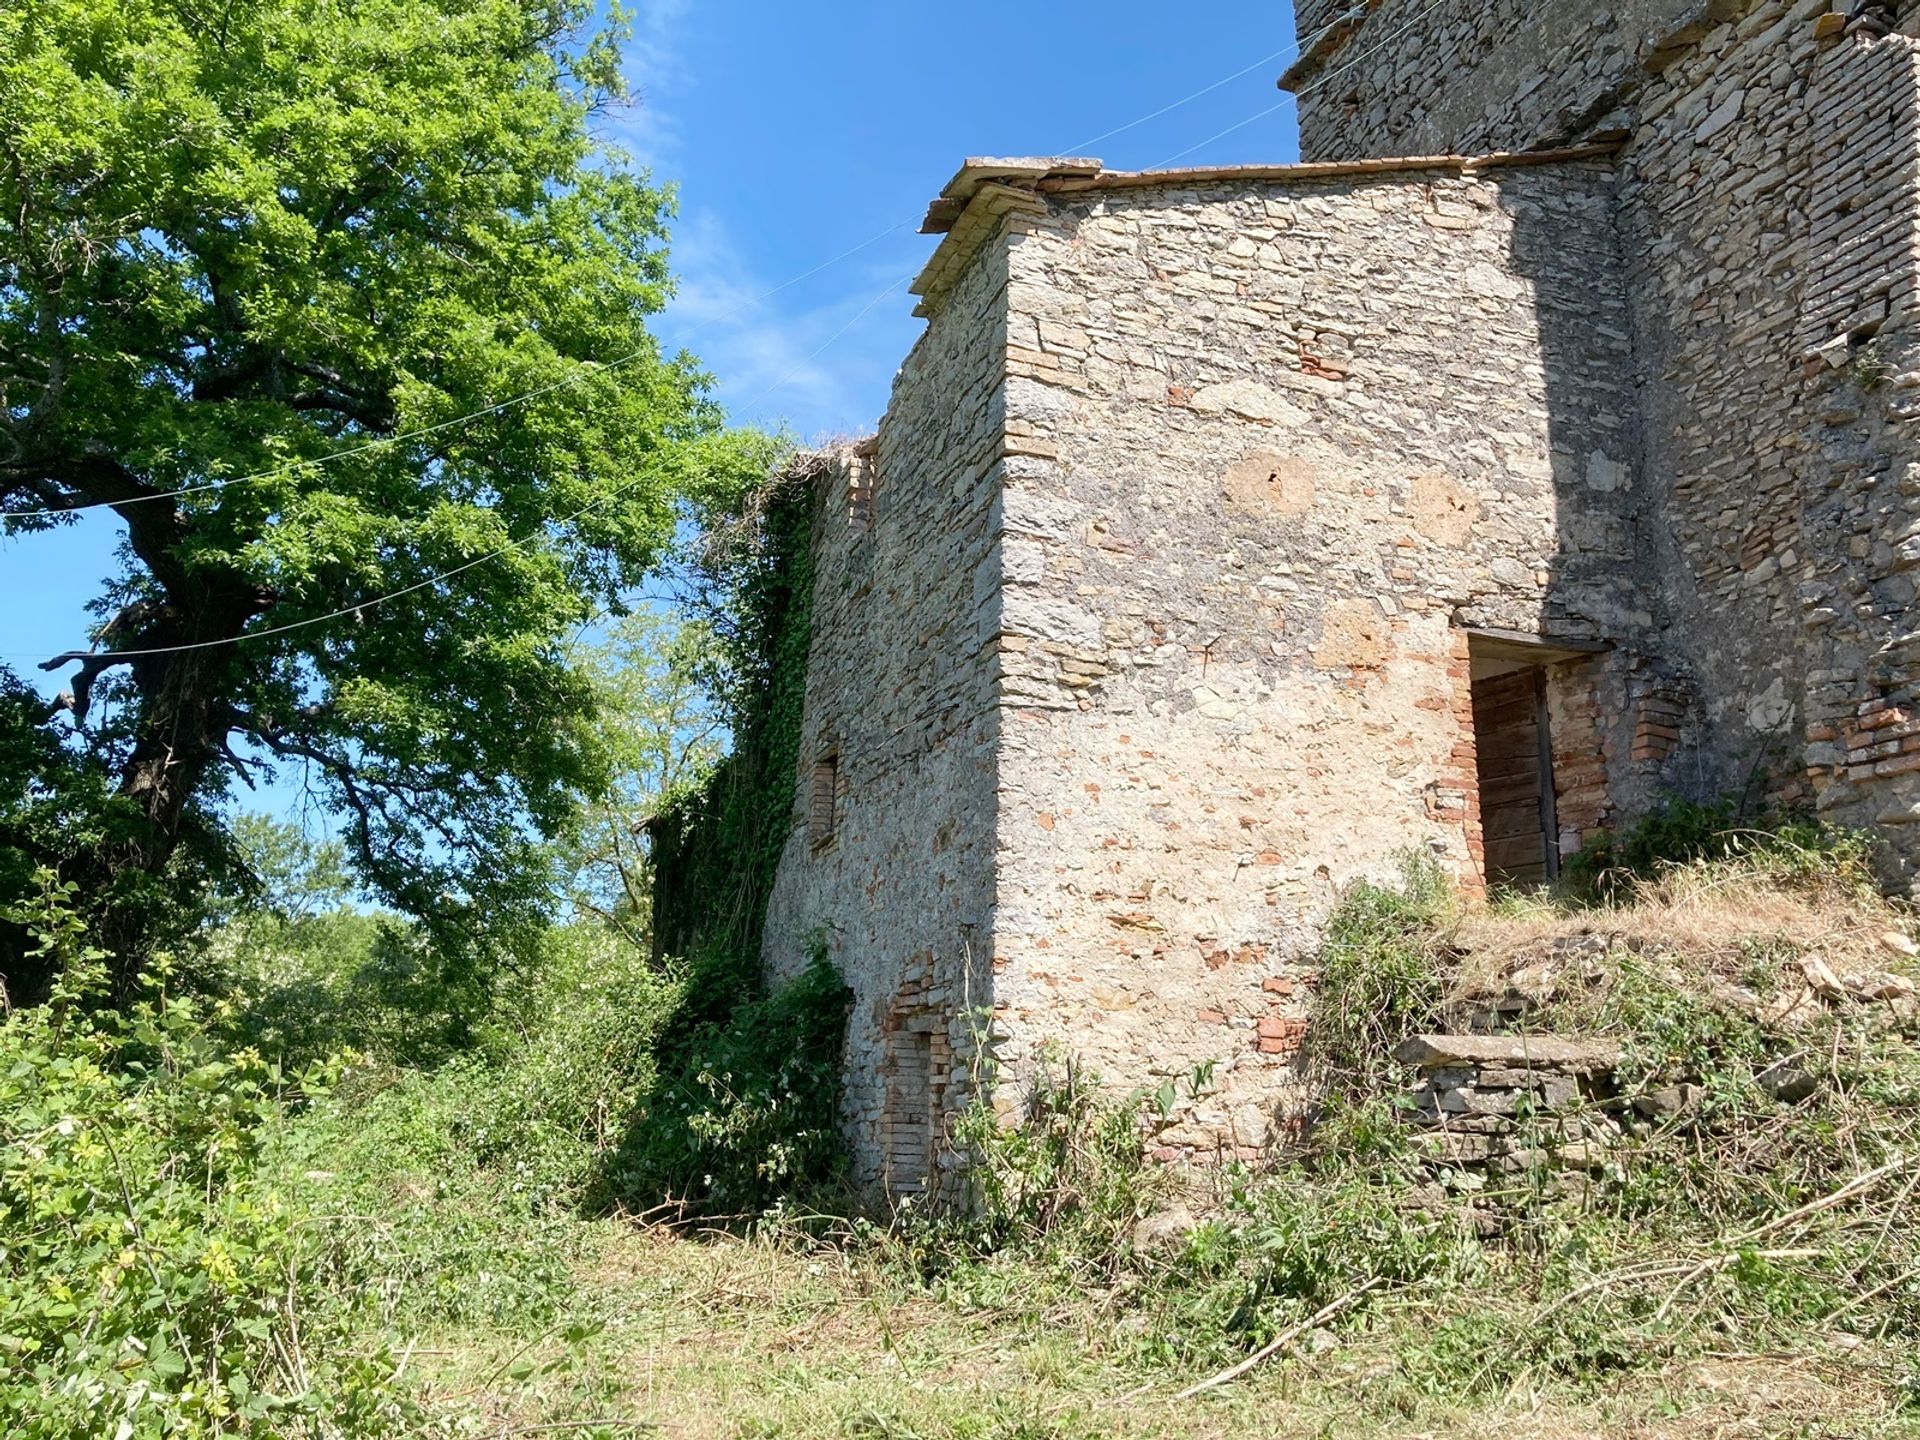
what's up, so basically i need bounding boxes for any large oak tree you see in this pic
[0,0,763,998]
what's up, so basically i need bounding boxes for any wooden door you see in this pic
[1469,667,1556,888]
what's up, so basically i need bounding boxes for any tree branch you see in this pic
[39,649,134,725]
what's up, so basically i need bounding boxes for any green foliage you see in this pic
[592,949,853,1216]
[0,668,232,1006]
[1854,338,1892,389]
[649,463,817,974]
[0,0,773,986]
[591,457,855,1218]
[864,841,1920,1408]
[208,815,470,1068]
[1564,796,1874,902]
[264,921,684,1333]
[554,609,728,946]
[952,1056,1159,1263]
[0,874,421,1438]
[1300,853,1450,1108]
[1157,1169,1482,1359]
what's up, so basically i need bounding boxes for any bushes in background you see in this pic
[590,948,852,1216]
[0,877,422,1438]
[1,865,851,1435]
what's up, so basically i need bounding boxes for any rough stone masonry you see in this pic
[734,0,1920,1195]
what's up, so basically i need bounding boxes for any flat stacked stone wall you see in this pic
[1291,0,1920,883]
[1283,0,1698,162]
[980,164,1658,1157]
[756,237,1010,1196]
[1398,1032,1624,1173]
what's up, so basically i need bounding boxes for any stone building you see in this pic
[743,0,1920,1194]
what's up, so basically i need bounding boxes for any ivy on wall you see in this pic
[649,456,819,1001]
[600,452,852,1213]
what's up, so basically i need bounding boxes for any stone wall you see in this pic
[1795,32,1920,851]
[763,0,1920,1189]
[1283,0,1697,163]
[980,162,1659,1157]
[1289,1,1920,883]
[756,234,1009,1196]
[1398,1032,1624,1174]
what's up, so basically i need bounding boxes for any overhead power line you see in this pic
[1141,0,1452,171]
[1150,99,1295,169]
[7,267,923,664]
[1287,0,1454,106]
[733,272,915,421]
[1,220,912,522]
[3,14,1357,529]
[1065,38,1314,154]
[19,462,676,662]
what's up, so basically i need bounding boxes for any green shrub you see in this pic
[0,876,421,1438]
[591,948,853,1216]
[1305,854,1449,1089]
[1162,1168,1484,1352]
[264,923,682,1332]
[1564,796,1874,902]
[957,1057,1159,1257]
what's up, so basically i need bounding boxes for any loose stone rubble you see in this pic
[702,0,1920,1196]
[1396,1033,1625,1172]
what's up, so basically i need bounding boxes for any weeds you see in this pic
[858,837,1920,1430]
[1301,852,1450,1102]
[0,874,425,1438]
[9,816,1919,1437]
[1564,796,1876,904]
[592,946,853,1217]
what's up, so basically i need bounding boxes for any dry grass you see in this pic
[384,853,1920,1439]
[400,1220,1917,1440]
[1446,853,1919,1014]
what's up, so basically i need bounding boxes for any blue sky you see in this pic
[630,1,1304,437]
[0,1,1304,823]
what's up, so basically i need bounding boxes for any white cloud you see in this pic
[610,0,694,169]
[661,209,917,439]
[597,0,923,440]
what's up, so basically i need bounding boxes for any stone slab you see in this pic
[1396,1033,1622,1074]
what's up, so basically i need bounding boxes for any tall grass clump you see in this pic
[1565,795,1877,903]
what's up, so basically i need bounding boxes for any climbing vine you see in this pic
[649,455,820,997]
[602,452,852,1212]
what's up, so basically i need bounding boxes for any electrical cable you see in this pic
[1286,0,1453,106]
[2,14,1375,525]
[5,268,920,662]
[1148,99,1295,169]
[1139,0,1452,171]
[1,219,913,521]
[1064,36,1316,155]
[732,271,913,421]
[5,13,1420,662]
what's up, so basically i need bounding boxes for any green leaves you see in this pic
[0,0,759,986]
[0,875,424,1437]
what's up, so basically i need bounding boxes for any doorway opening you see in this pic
[1458,628,1612,890]
[1469,656,1557,888]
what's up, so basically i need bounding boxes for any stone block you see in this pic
[1395,1034,1622,1074]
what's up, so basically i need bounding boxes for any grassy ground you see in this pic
[373,840,1920,1439]
[400,1216,1915,1440]
[13,839,1916,1438]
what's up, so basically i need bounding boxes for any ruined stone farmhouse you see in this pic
[736,0,1920,1194]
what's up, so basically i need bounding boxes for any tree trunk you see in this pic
[79,570,263,1003]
